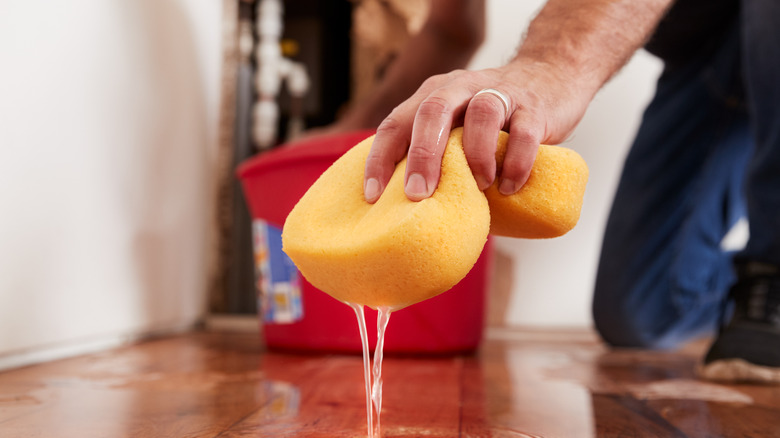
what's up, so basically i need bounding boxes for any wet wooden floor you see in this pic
[1,329,778,437]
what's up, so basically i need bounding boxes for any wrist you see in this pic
[515,31,617,92]
[500,56,599,112]
[509,0,672,100]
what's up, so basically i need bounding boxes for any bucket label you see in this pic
[253,219,303,324]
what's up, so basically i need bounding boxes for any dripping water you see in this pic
[348,303,393,438]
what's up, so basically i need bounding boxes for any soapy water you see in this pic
[372,307,391,435]
[350,303,373,438]
[349,303,392,438]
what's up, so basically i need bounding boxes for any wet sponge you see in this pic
[282,129,490,310]
[485,131,589,238]
[282,128,588,309]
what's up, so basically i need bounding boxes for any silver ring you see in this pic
[473,88,511,118]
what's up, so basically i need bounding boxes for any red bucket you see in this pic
[237,131,491,354]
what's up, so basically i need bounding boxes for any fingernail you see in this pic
[474,174,491,191]
[364,177,380,202]
[405,173,430,200]
[499,178,517,195]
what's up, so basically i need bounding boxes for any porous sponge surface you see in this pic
[485,131,589,238]
[282,128,490,310]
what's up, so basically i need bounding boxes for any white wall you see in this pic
[470,1,664,327]
[0,0,662,369]
[0,0,222,369]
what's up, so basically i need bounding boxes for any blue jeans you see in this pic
[593,0,780,349]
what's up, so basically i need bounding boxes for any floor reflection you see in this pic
[471,339,596,437]
[261,380,301,419]
[474,331,778,437]
[2,331,779,437]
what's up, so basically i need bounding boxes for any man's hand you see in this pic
[363,0,673,203]
[363,61,591,203]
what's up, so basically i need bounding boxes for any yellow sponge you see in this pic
[282,129,490,310]
[485,131,589,238]
[281,128,588,309]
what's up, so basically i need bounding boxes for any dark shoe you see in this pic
[699,261,780,384]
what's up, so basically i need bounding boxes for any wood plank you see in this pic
[223,354,464,437]
[1,330,779,437]
[0,334,266,438]
[592,394,687,437]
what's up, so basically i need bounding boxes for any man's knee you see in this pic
[592,291,671,349]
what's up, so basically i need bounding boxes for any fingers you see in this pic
[364,73,547,203]
[363,73,475,203]
[404,87,474,201]
[499,109,542,195]
[363,111,412,203]
[463,87,543,196]
[462,89,510,190]
[363,76,447,203]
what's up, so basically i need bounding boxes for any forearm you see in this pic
[513,0,673,99]
[339,0,485,130]
[363,0,674,202]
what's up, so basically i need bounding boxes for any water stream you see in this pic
[348,303,392,438]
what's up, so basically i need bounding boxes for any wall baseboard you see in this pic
[203,313,261,333]
[0,322,197,372]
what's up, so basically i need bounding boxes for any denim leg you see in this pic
[593,26,753,349]
[739,0,780,265]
